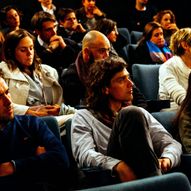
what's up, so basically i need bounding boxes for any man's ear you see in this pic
[102,87,109,95]
[34,29,40,36]
[181,41,189,50]
[83,48,90,62]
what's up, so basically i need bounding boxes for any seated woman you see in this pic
[174,72,191,153]
[134,21,173,64]
[0,5,22,36]
[93,18,129,61]
[153,9,179,46]
[0,29,75,128]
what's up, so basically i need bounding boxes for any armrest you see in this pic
[147,99,170,112]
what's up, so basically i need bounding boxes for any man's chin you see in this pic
[0,115,14,124]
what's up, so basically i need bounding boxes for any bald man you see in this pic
[60,30,111,107]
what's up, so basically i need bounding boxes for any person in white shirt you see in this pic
[159,28,191,111]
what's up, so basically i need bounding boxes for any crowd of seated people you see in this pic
[1,0,191,190]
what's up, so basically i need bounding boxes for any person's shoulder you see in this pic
[14,115,42,122]
[14,115,46,127]
[0,61,8,68]
[61,63,77,77]
[41,64,57,72]
[160,56,177,68]
[74,108,89,116]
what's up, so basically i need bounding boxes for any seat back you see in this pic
[130,30,143,44]
[81,172,191,191]
[132,64,170,112]
[127,44,138,73]
[118,27,131,44]
[151,111,176,136]
[132,64,160,100]
[41,116,61,140]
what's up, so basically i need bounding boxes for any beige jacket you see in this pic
[0,61,63,114]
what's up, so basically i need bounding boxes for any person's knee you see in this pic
[119,106,144,120]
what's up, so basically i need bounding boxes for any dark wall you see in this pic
[0,0,190,29]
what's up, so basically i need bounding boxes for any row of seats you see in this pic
[117,29,142,65]
[61,110,191,190]
[82,172,191,191]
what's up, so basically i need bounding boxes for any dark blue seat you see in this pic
[151,111,191,183]
[81,172,191,191]
[132,64,170,112]
[130,30,143,44]
[41,116,61,140]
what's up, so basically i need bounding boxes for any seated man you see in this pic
[71,56,182,182]
[61,30,148,109]
[31,11,79,77]
[0,77,70,190]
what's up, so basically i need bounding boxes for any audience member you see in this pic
[61,30,148,110]
[93,18,130,61]
[159,28,191,111]
[32,0,57,17]
[0,29,75,128]
[126,0,158,32]
[174,72,191,154]
[71,56,182,182]
[134,21,173,64]
[0,76,70,191]
[57,8,86,43]
[153,9,179,45]
[75,0,106,30]
[0,5,22,36]
[31,11,78,77]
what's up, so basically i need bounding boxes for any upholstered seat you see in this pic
[81,172,191,191]
[132,64,170,112]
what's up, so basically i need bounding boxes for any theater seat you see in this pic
[81,172,191,191]
[132,64,170,112]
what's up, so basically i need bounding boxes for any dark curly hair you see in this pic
[86,55,127,111]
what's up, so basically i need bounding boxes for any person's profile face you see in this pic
[0,79,14,125]
[106,68,133,103]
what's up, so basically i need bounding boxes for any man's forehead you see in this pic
[112,68,129,79]
[42,21,57,28]
[92,40,110,49]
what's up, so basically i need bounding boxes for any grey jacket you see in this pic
[71,107,182,170]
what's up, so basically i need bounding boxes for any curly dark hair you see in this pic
[86,55,127,111]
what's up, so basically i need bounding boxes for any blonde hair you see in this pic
[170,28,191,56]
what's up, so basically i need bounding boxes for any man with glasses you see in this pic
[61,30,148,110]
[60,30,111,107]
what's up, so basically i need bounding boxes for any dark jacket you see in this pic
[60,52,148,109]
[0,115,69,190]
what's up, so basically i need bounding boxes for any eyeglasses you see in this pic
[90,47,111,54]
